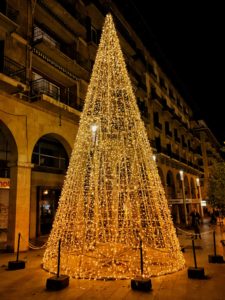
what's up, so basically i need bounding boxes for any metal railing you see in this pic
[32,152,67,170]
[0,56,26,83]
[33,26,60,49]
[31,78,60,100]
[31,78,84,112]
[0,4,19,23]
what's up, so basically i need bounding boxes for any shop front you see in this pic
[36,186,61,236]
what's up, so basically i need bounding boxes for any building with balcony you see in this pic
[0,0,223,251]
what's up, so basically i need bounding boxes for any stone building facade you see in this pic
[0,0,222,251]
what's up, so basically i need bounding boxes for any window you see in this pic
[91,25,98,44]
[32,72,60,101]
[155,137,161,152]
[167,144,172,156]
[32,136,68,173]
[165,121,172,137]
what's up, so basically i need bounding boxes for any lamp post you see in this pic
[196,177,204,217]
[180,170,188,225]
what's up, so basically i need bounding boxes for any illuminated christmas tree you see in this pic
[43,14,185,279]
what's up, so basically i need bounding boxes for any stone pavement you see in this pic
[1,219,225,300]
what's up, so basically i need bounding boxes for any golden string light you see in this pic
[43,13,185,279]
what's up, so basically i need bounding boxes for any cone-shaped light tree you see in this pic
[43,14,185,279]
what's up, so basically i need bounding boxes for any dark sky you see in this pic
[115,1,225,143]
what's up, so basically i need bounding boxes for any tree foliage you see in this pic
[208,162,225,208]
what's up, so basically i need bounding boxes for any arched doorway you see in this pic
[0,121,18,250]
[31,134,69,236]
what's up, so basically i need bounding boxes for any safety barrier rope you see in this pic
[20,225,223,251]
[176,226,215,236]
[19,233,47,250]
[29,241,47,250]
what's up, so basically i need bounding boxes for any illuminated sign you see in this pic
[0,178,10,189]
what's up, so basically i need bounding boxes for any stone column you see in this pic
[7,162,33,252]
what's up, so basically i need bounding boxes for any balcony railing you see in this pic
[57,0,86,26]
[34,25,91,72]
[154,122,162,131]
[0,56,26,83]
[165,129,173,137]
[162,100,175,115]
[137,99,149,119]
[151,89,161,102]
[0,4,19,23]
[172,152,180,161]
[175,136,181,143]
[31,78,60,100]
[147,63,157,80]
[76,52,91,71]
[182,141,188,148]
[31,78,84,112]
[33,26,60,49]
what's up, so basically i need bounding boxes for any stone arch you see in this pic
[30,132,72,163]
[0,111,31,164]
[30,133,73,238]
[0,120,18,166]
[0,121,18,250]
[32,135,69,173]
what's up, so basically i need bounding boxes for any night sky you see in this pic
[114,1,225,143]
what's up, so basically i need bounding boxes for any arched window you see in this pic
[32,136,69,174]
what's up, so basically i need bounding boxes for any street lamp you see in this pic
[196,177,204,217]
[180,170,188,225]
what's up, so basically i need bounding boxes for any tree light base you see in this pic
[46,275,69,291]
[131,277,152,292]
[187,267,205,279]
[208,254,224,263]
[8,260,25,270]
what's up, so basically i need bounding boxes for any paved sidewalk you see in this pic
[1,220,225,300]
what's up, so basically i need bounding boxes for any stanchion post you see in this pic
[140,239,143,275]
[46,238,69,290]
[188,237,205,278]
[7,233,26,270]
[213,230,217,256]
[57,239,61,277]
[131,237,152,292]
[208,229,224,263]
[16,233,21,262]
[192,239,197,268]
